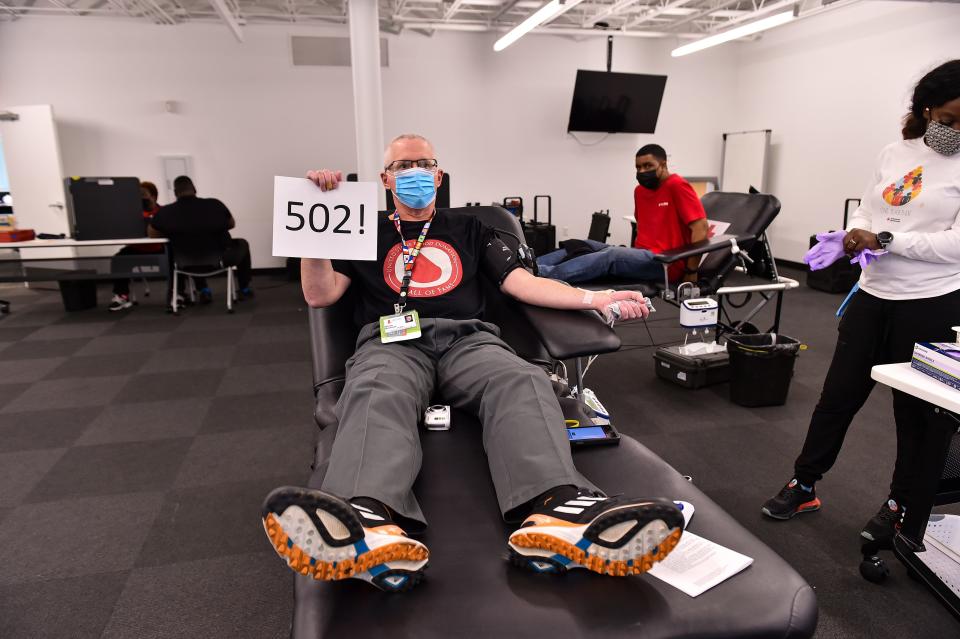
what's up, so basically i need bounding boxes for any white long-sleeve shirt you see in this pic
[847,137,960,300]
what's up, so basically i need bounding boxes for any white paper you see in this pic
[706,219,731,238]
[648,531,753,597]
[272,176,378,261]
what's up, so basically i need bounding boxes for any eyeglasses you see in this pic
[384,158,439,172]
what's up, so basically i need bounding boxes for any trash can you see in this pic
[727,333,801,407]
[58,280,98,311]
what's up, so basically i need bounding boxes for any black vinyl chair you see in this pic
[588,192,800,337]
[287,206,817,638]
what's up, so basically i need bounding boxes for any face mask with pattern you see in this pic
[925,120,960,156]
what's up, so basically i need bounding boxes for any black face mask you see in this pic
[636,169,660,190]
[142,198,153,211]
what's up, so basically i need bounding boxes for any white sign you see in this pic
[272,176,378,261]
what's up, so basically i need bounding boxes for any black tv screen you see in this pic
[567,70,667,134]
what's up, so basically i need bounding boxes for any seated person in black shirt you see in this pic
[260,133,684,593]
[148,176,252,304]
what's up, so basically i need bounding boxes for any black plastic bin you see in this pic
[727,333,800,407]
[58,280,98,311]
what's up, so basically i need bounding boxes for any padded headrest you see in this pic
[449,206,524,241]
[701,191,781,237]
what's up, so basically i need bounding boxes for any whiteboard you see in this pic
[720,130,770,193]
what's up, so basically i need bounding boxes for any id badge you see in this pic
[379,309,422,343]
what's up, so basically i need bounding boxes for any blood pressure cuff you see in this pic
[482,233,525,286]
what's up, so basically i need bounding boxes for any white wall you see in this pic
[728,1,960,262]
[0,17,737,266]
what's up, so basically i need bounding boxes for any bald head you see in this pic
[383,134,436,169]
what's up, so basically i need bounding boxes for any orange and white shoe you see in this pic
[508,487,684,576]
[261,486,428,592]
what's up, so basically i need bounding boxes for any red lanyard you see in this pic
[390,211,434,313]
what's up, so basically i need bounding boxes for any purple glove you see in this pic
[803,230,847,271]
[850,248,887,269]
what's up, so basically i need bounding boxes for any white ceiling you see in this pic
[0,0,875,40]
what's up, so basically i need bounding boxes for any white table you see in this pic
[1,237,167,248]
[872,363,960,414]
[871,361,960,612]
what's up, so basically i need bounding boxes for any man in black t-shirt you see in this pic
[261,134,683,593]
[148,176,253,304]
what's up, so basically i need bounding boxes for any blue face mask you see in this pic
[393,168,437,210]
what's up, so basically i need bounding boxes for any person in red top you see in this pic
[634,144,709,283]
[109,181,165,311]
[536,144,709,285]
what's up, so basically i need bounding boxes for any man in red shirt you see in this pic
[634,144,709,283]
[535,144,709,285]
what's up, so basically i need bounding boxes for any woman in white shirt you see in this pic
[762,60,960,543]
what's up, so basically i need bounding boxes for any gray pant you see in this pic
[321,318,597,529]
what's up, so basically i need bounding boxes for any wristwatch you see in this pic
[877,231,893,249]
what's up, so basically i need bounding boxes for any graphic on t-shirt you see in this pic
[882,166,922,206]
[383,239,464,297]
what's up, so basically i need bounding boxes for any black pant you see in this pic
[190,238,252,291]
[794,288,960,507]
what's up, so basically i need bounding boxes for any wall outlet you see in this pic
[562,226,570,237]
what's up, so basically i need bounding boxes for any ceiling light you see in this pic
[671,8,796,57]
[494,0,583,52]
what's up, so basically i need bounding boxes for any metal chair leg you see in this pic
[226,268,234,313]
[171,269,179,314]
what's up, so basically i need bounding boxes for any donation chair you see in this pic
[288,206,817,639]
[588,192,799,338]
[169,247,238,314]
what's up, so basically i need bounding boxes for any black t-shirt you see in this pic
[151,195,232,254]
[332,209,521,327]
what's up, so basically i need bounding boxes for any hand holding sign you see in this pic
[272,175,378,261]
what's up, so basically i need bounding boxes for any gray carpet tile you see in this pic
[166,327,248,348]
[200,389,315,434]
[238,322,310,345]
[0,325,41,342]
[135,474,306,568]
[0,375,127,413]
[248,309,309,327]
[174,312,255,333]
[43,351,153,380]
[0,572,130,639]
[173,425,316,488]
[230,339,312,366]
[22,320,114,341]
[27,438,193,502]
[112,369,226,404]
[0,492,164,585]
[140,345,237,373]
[104,317,186,336]
[0,382,29,411]
[0,406,102,452]
[215,361,313,396]
[101,552,291,639]
[0,355,66,384]
[1,337,89,360]
[75,331,171,356]
[77,397,212,445]
[0,448,68,507]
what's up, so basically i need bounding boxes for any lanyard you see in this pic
[390,211,434,314]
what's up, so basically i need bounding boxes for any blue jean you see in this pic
[536,240,662,284]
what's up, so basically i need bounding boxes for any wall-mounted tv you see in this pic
[567,70,668,134]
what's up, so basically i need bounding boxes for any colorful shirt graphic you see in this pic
[383,239,464,298]
[882,166,922,206]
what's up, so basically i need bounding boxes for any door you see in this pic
[0,105,69,236]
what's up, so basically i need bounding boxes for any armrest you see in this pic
[517,303,621,360]
[652,233,754,263]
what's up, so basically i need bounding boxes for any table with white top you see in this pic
[0,236,170,309]
[870,362,960,617]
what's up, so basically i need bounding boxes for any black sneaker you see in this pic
[861,499,904,542]
[108,294,133,312]
[262,486,429,592]
[508,486,684,576]
[761,479,821,520]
